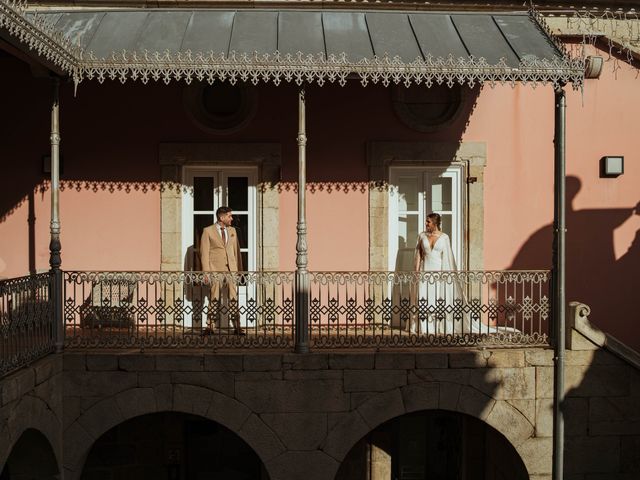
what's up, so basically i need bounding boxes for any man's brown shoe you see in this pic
[201,327,213,336]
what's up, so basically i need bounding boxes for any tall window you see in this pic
[181,167,257,273]
[388,166,464,271]
[180,167,257,327]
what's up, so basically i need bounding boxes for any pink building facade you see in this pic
[2,4,640,479]
[2,39,637,347]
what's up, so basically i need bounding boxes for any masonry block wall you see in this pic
[1,333,640,480]
[0,354,63,475]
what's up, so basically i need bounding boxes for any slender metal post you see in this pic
[294,88,310,353]
[49,77,64,353]
[552,85,566,480]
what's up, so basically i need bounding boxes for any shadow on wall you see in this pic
[508,176,640,349]
[0,180,163,275]
[0,429,59,480]
[560,347,640,478]
[322,360,533,479]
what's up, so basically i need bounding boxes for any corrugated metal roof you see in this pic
[39,9,563,65]
[4,5,582,88]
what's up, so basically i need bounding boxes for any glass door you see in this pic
[182,167,257,328]
[388,166,464,271]
[425,169,462,268]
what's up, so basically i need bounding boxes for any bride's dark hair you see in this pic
[427,212,442,229]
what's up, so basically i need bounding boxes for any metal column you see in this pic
[49,77,64,353]
[294,88,310,353]
[552,85,566,480]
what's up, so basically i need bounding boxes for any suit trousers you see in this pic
[208,274,239,330]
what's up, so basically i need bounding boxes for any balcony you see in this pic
[61,270,549,349]
[1,269,550,376]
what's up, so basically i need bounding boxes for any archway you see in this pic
[80,412,269,479]
[1,429,59,480]
[335,410,527,480]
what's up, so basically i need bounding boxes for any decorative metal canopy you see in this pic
[0,0,585,88]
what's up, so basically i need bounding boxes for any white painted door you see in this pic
[388,166,464,271]
[182,167,257,327]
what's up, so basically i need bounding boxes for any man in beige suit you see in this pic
[200,206,244,335]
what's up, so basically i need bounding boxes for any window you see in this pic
[392,84,466,132]
[181,167,257,327]
[183,83,258,134]
[388,166,464,271]
[182,168,256,272]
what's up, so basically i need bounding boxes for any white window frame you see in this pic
[388,165,465,271]
[181,166,258,328]
[181,166,258,272]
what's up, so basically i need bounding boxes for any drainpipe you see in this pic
[49,77,64,353]
[295,88,310,353]
[552,84,566,480]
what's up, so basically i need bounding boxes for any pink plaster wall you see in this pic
[473,59,640,272]
[467,47,640,346]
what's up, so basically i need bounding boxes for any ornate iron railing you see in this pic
[63,271,295,349]
[62,270,549,349]
[309,271,550,348]
[1,273,55,377]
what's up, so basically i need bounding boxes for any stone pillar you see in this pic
[369,431,392,480]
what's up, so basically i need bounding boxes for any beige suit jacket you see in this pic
[200,224,243,272]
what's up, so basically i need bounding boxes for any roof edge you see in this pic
[0,0,586,90]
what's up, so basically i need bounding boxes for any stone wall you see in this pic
[0,354,64,474]
[2,307,640,480]
[59,349,554,480]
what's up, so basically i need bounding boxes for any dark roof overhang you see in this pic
[0,1,585,89]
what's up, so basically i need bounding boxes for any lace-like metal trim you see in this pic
[1,0,585,89]
[75,50,584,89]
[0,0,78,73]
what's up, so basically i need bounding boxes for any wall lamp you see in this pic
[584,56,604,79]
[42,155,64,176]
[601,156,624,178]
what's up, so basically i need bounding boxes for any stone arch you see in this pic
[321,381,536,478]
[63,384,284,480]
[0,395,62,471]
[1,428,59,480]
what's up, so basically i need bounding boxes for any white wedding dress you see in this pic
[407,232,514,336]
[407,232,463,335]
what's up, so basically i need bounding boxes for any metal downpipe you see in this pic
[295,88,310,353]
[49,77,64,353]
[552,85,566,480]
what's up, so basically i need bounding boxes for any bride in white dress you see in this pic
[408,213,515,336]
[408,213,464,335]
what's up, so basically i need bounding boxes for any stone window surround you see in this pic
[159,143,281,272]
[367,141,486,271]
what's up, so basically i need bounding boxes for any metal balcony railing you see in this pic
[64,271,296,349]
[62,270,550,349]
[1,273,55,377]
[309,271,550,348]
